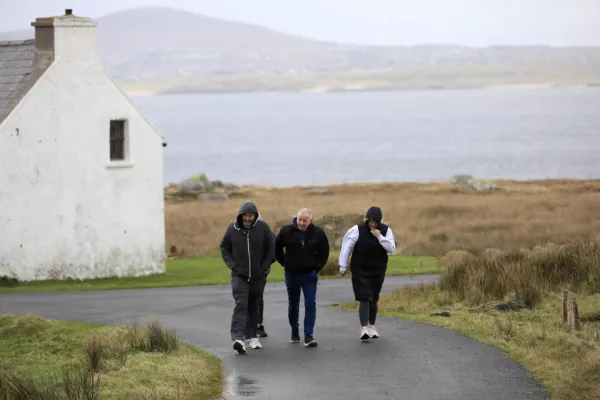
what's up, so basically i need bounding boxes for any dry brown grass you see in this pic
[165,179,600,256]
[353,287,600,400]
[340,240,600,399]
[441,239,600,308]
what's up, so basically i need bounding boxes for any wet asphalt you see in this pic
[0,274,547,400]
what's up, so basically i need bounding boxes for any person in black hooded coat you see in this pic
[220,201,275,354]
[338,206,396,341]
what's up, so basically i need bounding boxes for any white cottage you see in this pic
[0,10,166,281]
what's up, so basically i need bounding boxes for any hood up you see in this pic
[234,201,259,230]
[365,206,383,226]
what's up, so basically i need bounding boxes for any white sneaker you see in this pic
[233,340,247,354]
[360,326,370,341]
[368,325,379,338]
[249,338,262,349]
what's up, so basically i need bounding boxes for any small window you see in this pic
[110,120,126,161]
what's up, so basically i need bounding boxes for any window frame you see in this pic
[107,118,134,168]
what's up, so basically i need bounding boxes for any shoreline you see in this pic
[125,82,597,97]
[163,177,600,190]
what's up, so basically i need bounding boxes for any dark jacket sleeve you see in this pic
[270,232,278,264]
[275,227,286,266]
[262,224,276,274]
[315,229,330,272]
[220,225,236,270]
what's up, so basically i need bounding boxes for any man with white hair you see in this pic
[275,208,330,347]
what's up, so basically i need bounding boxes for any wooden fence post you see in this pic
[567,294,574,328]
[562,289,568,324]
[571,295,580,331]
[563,289,581,331]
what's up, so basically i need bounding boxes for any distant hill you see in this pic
[3,7,600,93]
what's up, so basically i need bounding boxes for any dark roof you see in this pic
[0,39,36,123]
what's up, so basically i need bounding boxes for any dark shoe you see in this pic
[233,340,247,354]
[257,324,268,338]
[304,334,318,348]
[291,329,301,343]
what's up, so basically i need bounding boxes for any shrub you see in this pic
[0,364,101,400]
[440,239,600,307]
[125,320,179,354]
[0,276,19,287]
[82,335,127,373]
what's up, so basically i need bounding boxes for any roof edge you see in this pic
[0,39,36,47]
[0,43,54,126]
[102,68,165,142]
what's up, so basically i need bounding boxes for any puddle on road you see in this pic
[226,370,261,398]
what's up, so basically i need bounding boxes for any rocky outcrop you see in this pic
[451,175,500,191]
[308,188,334,195]
[165,173,239,201]
[179,173,214,193]
[198,193,229,201]
[317,214,365,249]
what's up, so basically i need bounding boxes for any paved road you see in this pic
[0,275,547,399]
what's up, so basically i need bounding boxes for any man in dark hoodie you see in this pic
[220,201,276,354]
[276,208,329,347]
[338,206,396,341]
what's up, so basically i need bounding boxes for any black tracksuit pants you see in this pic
[231,276,266,341]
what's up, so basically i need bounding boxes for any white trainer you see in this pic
[368,325,379,338]
[249,338,263,349]
[233,340,247,354]
[360,326,370,341]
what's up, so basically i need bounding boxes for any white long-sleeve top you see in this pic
[338,225,396,273]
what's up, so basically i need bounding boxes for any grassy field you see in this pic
[165,179,600,256]
[0,314,223,399]
[341,240,600,400]
[0,254,440,292]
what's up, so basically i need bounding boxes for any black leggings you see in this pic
[359,300,378,326]
[258,293,264,325]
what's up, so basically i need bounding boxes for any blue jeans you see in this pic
[285,270,318,337]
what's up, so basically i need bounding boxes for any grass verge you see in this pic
[340,240,600,400]
[0,254,439,292]
[0,314,223,399]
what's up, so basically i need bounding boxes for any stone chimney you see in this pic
[31,9,98,63]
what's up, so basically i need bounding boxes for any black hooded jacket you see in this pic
[220,202,276,280]
[275,217,330,275]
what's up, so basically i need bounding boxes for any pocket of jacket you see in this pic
[232,262,244,275]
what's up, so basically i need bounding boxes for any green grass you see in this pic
[338,241,600,399]
[340,287,600,400]
[0,254,440,292]
[0,314,223,399]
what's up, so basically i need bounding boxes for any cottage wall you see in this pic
[0,15,165,281]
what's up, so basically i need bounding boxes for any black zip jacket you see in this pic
[220,202,276,280]
[275,217,330,275]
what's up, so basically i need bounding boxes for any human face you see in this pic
[242,213,256,228]
[296,212,312,231]
[368,220,379,230]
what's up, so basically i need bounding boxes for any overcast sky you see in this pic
[1,0,599,46]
